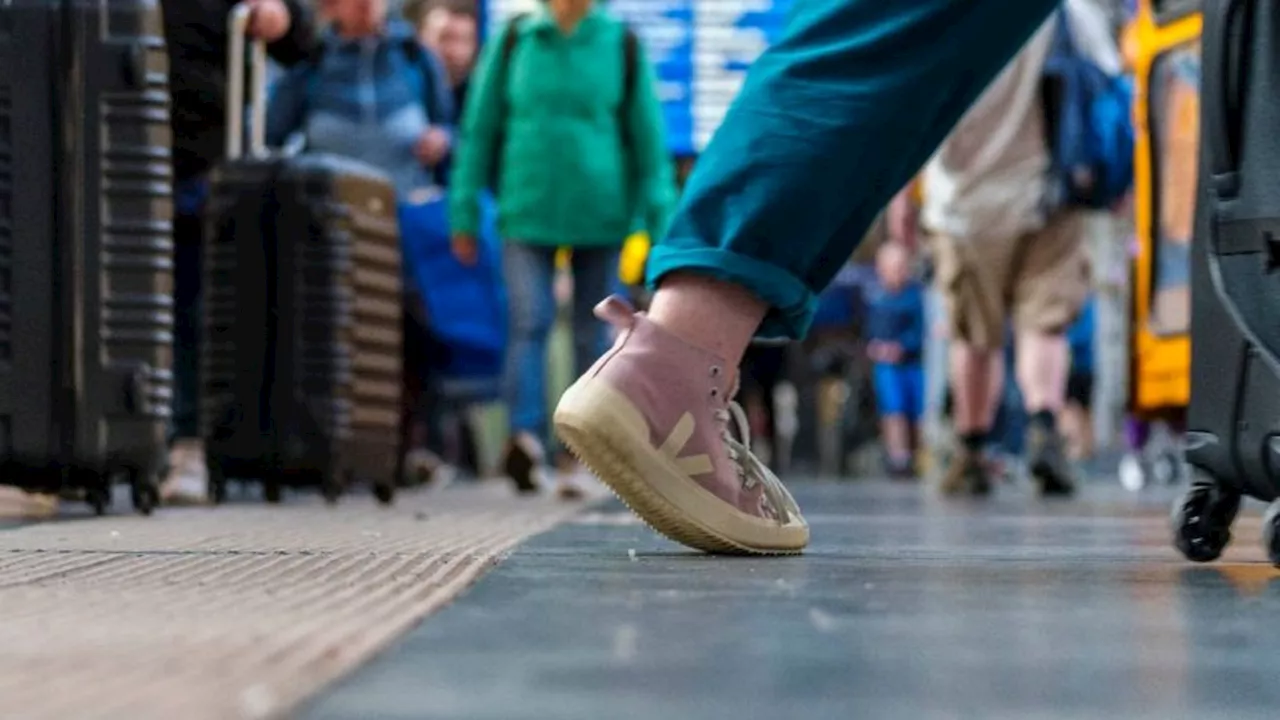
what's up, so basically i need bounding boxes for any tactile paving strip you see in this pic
[0,484,594,719]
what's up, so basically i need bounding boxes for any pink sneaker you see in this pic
[554,297,808,554]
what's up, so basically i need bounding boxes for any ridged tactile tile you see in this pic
[0,483,595,719]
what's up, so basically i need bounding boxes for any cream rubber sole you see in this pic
[554,378,809,555]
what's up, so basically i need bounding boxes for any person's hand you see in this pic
[451,233,478,266]
[415,127,451,167]
[867,341,884,362]
[245,0,292,43]
[881,342,904,363]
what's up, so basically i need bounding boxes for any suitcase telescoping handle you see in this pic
[226,3,269,160]
[1203,0,1243,196]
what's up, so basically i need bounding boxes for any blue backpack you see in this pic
[1041,7,1134,210]
[398,190,507,395]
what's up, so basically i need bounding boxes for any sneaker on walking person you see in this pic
[555,297,808,554]
[161,439,211,506]
[502,432,546,495]
[1026,414,1076,496]
[939,441,995,497]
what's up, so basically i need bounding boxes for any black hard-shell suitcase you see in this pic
[1175,0,1280,564]
[200,14,402,504]
[0,0,172,514]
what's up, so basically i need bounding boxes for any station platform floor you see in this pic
[1,477,1278,719]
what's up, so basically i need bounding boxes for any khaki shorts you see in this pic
[930,212,1088,351]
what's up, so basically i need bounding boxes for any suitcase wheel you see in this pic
[264,477,283,504]
[1263,501,1280,568]
[207,461,228,505]
[373,480,395,506]
[86,485,110,516]
[1173,473,1240,563]
[130,480,159,516]
[123,464,161,516]
[321,474,342,505]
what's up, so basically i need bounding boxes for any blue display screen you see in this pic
[481,0,793,155]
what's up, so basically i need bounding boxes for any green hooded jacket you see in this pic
[448,4,675,247]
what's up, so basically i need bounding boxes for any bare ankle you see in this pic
[646,273,768,369]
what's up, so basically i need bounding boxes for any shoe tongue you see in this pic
[593,295,636,330]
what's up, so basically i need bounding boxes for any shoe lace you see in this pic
[713,401,801,524]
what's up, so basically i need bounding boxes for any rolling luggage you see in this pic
[0,0,172,514]
[200,10,403,504]
[1175,0,1280,565]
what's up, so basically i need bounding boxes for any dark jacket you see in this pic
[162,0,317,183]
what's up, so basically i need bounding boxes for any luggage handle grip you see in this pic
[1203,0,1243,195]
[226,3,269,160]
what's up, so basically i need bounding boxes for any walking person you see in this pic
[865,243,926,478]
[449,0,675,498]
[159,0,318,502]
[416,0,479,112]
[266,0,455,193]
[922,24,1087,498]
[551,0,1083,554]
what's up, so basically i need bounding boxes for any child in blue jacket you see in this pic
[866,243,926,477]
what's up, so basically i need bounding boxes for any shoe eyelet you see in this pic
[710,388,720,399]
[710,365,722,377]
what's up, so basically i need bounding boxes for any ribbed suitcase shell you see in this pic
[0,0,173,514]
[1174,0,1280,566]
[201,153,401,503]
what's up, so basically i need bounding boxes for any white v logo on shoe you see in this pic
[658,413,714,477]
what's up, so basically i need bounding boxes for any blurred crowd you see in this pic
[159,0,1139,503]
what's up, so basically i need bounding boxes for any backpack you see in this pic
[488,13,639,188]
[1040,7,1134,211]
[399,189,506,393]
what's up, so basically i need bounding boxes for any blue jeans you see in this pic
[503,244,620,446]
[171,207,205,440]
[646,0,1059,339]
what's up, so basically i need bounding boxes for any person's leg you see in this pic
[880,413,911,475]
[1016,332,1070,416]
[738,348,771,460]
[1013,212,1090,495]
[502,243,558,493]
[556,0,1059,553]
[162,207,210,503]
[750,345,788,470]
[1060,372,1095,460]
[552,247,622,499]
[932,227,1017,495]
[171,223,202,441]
[949,346,1005,442]
[904,361,926,474]
[872,363,911,475]
[569,247,622,377]
[1060,401,1085,460]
